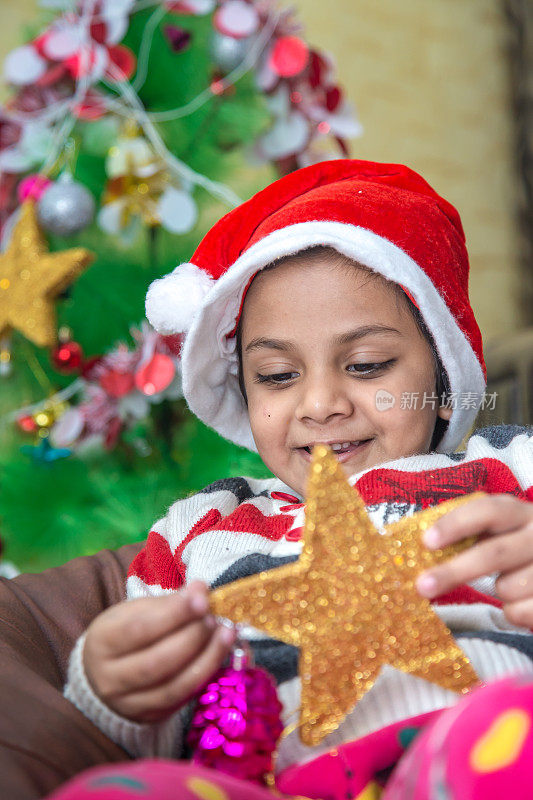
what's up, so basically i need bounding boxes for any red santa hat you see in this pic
[146,159,486,454]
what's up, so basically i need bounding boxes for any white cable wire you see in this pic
[0,0,316,428]
[99,9,278,125]
[2,0,288,205]
[4,1,278,129]
[95,7,280,206]
[131,3,167,93]
[3,378,85,426]
[104,61,242,206]
[38,112,77,177]
[149,10,279,122]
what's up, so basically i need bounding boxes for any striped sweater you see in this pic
[65,425,533,772]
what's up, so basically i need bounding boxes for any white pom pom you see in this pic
[145,262,215,335]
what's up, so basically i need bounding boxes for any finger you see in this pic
[118,624,237,723]
[417,527,533,599]
[103,616,217,696]
[92,581,210,657]
[503,598,533,630]
[496,563,533,603]
[423,494,532,550]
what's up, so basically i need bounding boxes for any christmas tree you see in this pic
[0,0,360,573]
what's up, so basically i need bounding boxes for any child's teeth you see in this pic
[325,440,369,453]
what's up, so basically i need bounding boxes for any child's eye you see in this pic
[347,359,396,375]
[255,372,299,385]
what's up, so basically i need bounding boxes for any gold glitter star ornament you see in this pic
[210,445,481,746]
[0,201,94,347]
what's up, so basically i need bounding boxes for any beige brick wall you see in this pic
[0,0,523,344]
[292,0,523,344]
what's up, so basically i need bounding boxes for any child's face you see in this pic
[240,256,452,497]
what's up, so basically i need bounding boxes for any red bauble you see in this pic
[134,353,175,396]
[51,340,83,373]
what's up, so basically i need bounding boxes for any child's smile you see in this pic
[295,438,374,463]
[240,254,452,497]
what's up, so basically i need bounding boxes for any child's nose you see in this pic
[295,375,353,424]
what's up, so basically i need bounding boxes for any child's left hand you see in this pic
[416,493,533,628]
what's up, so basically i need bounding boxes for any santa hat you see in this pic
[146,159,486,453]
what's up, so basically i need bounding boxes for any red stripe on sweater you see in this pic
[129,509,226,589]
[355,458,529,508]
[169,508,224,586]
[128,530,185,589]
[172,504,294,584]
[172,503,293,563]
[205,503,294,539]
[433,584,502,610]
[130,504,297,590]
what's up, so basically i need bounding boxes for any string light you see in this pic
[2,0,349,215]
[2,378,84,428]
[147,9,279,122]
[4,1,277,207]
[104,60,243,206]
[0,0,359,437]
[131,4,167,93]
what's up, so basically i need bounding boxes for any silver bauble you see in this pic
[38,178,95,237]
[208,31,250,74]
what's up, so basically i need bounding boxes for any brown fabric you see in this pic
[0,542,142,800]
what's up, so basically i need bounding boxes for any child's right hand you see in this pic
[83,581,236,724]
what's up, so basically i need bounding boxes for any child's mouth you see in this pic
[297,439,373,463]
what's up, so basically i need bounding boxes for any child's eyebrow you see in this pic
[244,325,401,353]
[336,325,402,345]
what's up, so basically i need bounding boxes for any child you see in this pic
[63,160,533,798]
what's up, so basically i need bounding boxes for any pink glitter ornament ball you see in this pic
[187,642,283,784]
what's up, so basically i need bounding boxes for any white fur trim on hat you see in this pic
[179,221,486,455]
[145,262,215,335]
